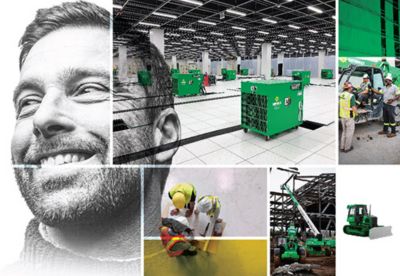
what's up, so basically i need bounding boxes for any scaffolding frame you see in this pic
[270,173,336,237]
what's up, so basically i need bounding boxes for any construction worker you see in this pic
[160,216,197,257]
[168,183,196,217]
[195,195,223,236]
[195,195,222,224]
[357,74,371,106]
[378,74,400,137]
[339,82,357,152]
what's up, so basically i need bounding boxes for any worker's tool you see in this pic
[241,80,303,140]
[343,204,392,239]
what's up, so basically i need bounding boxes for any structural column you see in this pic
[118,45,128,82]
[149,28,164,57]
[261,43,272,80]
[256,55,261,76]
[171,55,177,69]
[202,51,209,74]
[318,50,326,78]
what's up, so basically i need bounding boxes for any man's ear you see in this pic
[153,108,181,163]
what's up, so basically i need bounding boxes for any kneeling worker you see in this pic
[160,216,197,257]
[195,195,223,236]
[168,183,197,217]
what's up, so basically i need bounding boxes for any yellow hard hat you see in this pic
[172,192,185,209]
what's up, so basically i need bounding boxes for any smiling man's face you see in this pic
[12,26,114,225]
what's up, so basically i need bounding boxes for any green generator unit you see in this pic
[241,80,304,140]
[188,69,201,74]
[172,73,204,97]
[321,69,334,79]
[138,70,152,86]
[222,68,236,80]
[292,70,311,86]
[240,68,249,76]
[170,68,180,75]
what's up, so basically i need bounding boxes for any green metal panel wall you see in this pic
[339,0,400,57]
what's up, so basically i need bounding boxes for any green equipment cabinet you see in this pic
[321,69,334,79]
[170,68,180,75]
[222,68,236,80]
[240,68,249,76]
[138,70,152,86]
[188,69,201,74]
[172,73,204,97]
[241,80,304,140]
[292,70,311,86]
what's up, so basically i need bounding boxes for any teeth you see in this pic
[39,153,89,166]
[72,154,79,163]
[55,154,64,165]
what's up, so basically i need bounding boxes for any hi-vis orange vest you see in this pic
[160,226,187,257]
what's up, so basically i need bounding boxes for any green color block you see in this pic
[188,69,201,74]
[138,70,152,86]
[241,80,304,139]
[222,69,236,80]
[172,73,204,97]
[339,0,400,56]
[292,71,311,85]
[240,68,249,76]
[321,69,334,79]
[170,68,180,75]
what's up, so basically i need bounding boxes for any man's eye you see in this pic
[73,83,110,102]
[17,97,41,119]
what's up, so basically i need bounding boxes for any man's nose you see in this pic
[33,91,75,139]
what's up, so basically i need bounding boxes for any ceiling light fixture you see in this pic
[288,24,300,29]
[232,26,246,31]
[263,18,277,24]
[139,22,161,27]
[179,27,196,32]
[198,20,217,26]
[179,0,203,6]
[226,9,247,17]
[308,6,323,14]
[153,11,177,19]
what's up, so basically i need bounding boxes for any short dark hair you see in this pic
[19,1,110,69]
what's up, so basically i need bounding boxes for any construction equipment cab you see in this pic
[346,204,375,235]
[339,65,398,123]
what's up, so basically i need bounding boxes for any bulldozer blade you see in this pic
[369,226,392,239]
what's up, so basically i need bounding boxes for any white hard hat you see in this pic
[385,74,393,81]
[362,74,369,79]
[169,215,190,227]
[197,197,212,213]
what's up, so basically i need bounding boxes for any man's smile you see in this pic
[38,151,95,165]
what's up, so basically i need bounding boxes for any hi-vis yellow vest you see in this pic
[168,183,196,204]
[339,91,354,119]
[198,195,221,217]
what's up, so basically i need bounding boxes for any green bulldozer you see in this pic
[343,204,392,239]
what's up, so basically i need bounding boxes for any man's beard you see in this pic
[14,167,140,227]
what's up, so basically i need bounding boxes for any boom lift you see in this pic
[279,168,335,257]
